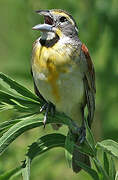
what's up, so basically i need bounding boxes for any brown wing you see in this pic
[81,44,96,128]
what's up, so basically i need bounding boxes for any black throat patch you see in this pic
[40,35,59,47]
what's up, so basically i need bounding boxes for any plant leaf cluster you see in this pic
[0,73,118,180]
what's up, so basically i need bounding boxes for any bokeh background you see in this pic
[0,0,118,179]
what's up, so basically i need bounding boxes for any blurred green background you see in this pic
[0,0,118,179]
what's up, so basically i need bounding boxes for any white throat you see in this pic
[41,32,56,41]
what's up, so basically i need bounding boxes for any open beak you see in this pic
[32,10,54,32]
[32,24,53,32]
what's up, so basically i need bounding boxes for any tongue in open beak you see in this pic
[32,10,54,32]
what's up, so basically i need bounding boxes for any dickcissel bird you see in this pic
[31,9,96,173]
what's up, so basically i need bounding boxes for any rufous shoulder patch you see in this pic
[81,44,89,54]
[81,43,92,72]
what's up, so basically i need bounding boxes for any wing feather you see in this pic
[31,68,46,103]
[81,44,96,127]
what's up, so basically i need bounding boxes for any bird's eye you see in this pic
[59,16,67,23]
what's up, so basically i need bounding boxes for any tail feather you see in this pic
[72,145,90,173]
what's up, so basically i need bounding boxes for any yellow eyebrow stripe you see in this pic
[52,11,74,25]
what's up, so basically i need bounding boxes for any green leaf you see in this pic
[103,152,109,176]
[0,120,20,133]
[75,159,99,180]
[115,171,118,180]
[22,157,31,180]
[93,158,109,180]
[0,103,14,112]
[85,118,96,153]
[0,90,40,113]
[96,139,118,158]
[109,156,116,180]
[22,133,65,179]
[0,115,44,155]
[65,131,74,168]
[0,166,22,180]
[0,73,38,101]
[0,90,17,106]
[0,112,69,155]
[26,133,66,160]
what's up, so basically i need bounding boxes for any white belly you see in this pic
[33,66,85,124]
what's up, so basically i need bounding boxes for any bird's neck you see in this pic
[40,32,59,47]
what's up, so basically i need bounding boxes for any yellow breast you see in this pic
[32,42,73,102]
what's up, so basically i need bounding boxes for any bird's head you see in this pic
[32,9,79,44]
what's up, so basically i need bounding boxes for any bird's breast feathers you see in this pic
[32,39,85,119]
[32,38,82,77]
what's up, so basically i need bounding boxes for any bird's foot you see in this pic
[77,126,86,144]
[70,125,86,144]
[40,102,55,128]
